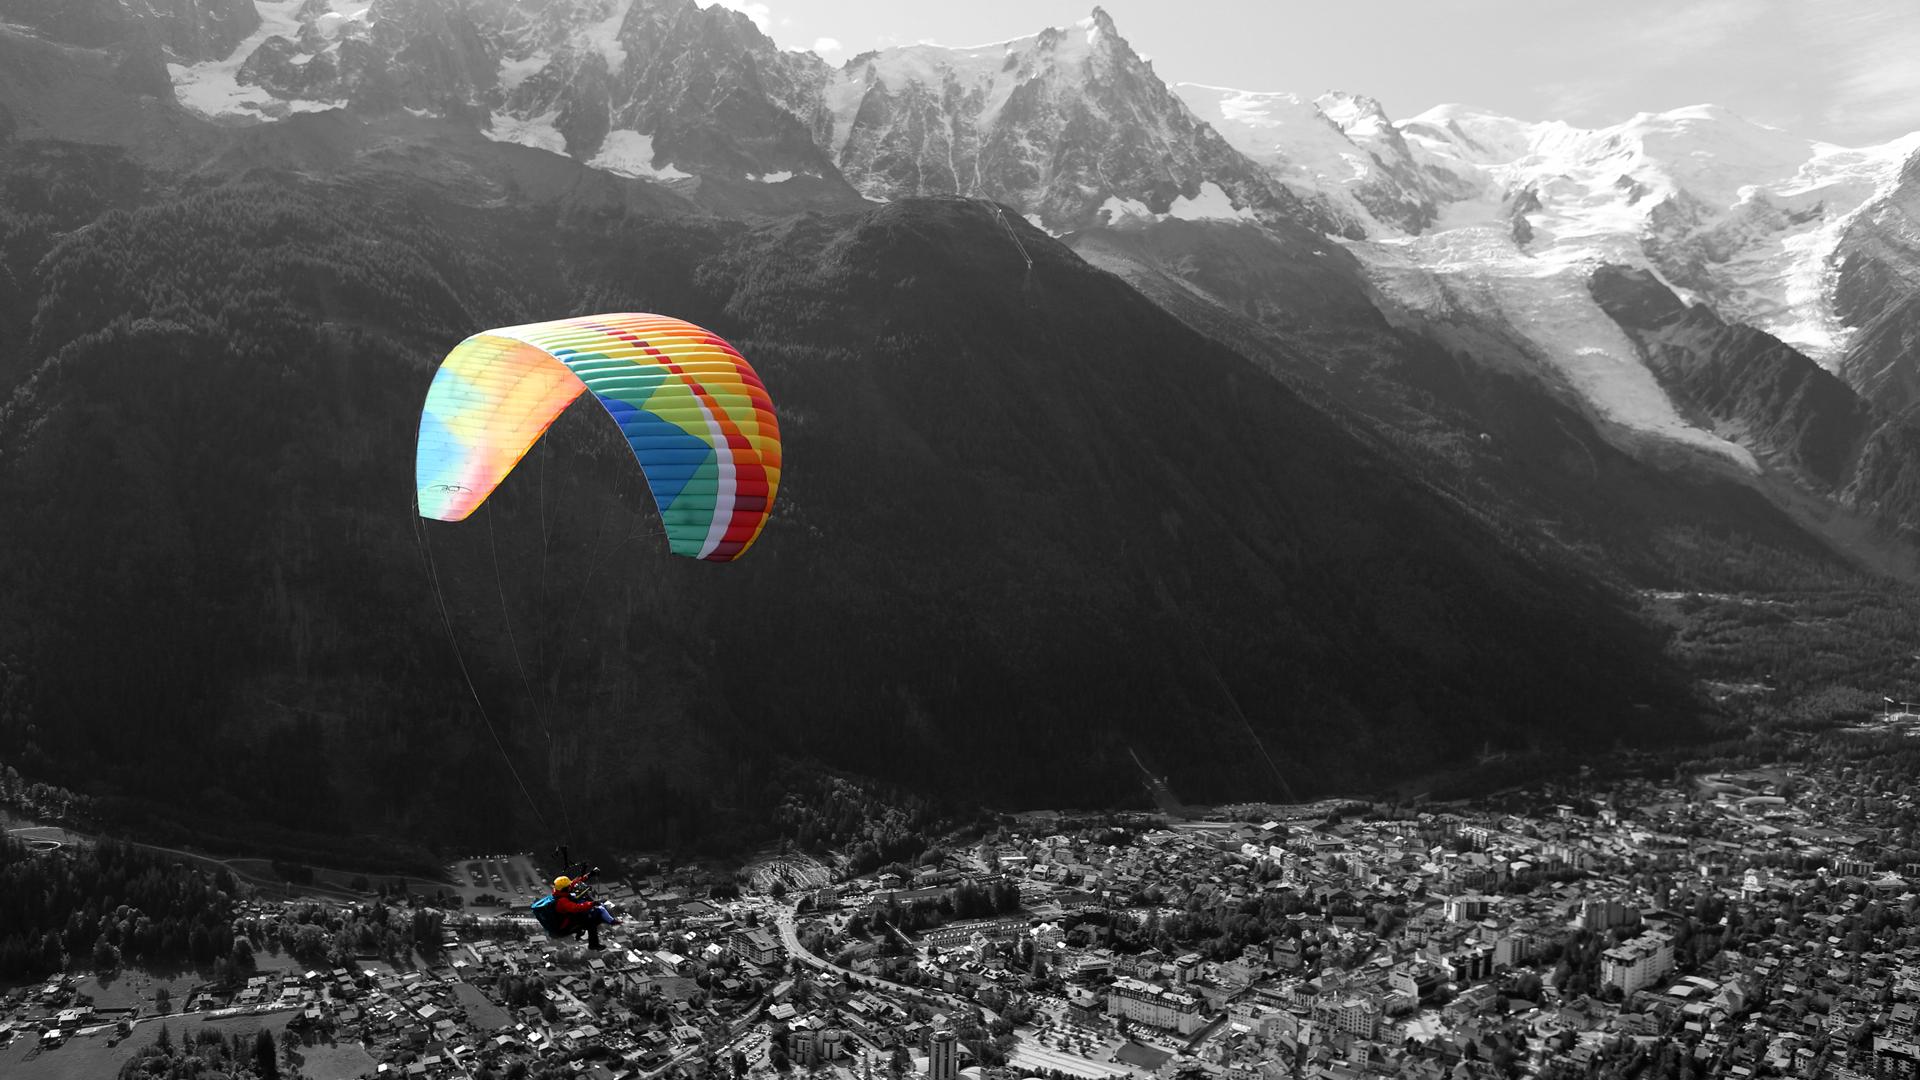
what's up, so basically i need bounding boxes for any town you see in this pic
[7,746,1920,1080]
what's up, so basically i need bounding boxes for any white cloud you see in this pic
[694,0,771,34]
[1800,2,1920,140]
[812,36,843,55]
[1532,0,1761,127]
[1540,79,1609,123]
[1632,0,1754,65]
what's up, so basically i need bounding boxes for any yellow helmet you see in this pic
[553,876,573,890]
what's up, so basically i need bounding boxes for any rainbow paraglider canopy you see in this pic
[414,313,781,562]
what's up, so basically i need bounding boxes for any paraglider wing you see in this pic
[414,313,781,561]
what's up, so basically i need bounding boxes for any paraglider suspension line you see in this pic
[412,501,554,837]
[992,205,1033,272]
[537,437,552,631]
[1207,662,1297,804]
[488,507,574,847]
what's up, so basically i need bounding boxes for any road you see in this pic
[773,911,821,971]
[9,813,450,902]
[1180,1012,1227,1055]
[116,839,369,901]
[13,820,361,901]
[772,909,995,1021]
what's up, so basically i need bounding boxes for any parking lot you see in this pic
[446,852,542,907]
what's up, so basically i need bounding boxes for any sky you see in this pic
[698,0,1920,145]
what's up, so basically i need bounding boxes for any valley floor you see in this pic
[4,722,1915,1080]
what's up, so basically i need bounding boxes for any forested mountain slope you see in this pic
[0,144,1691,849]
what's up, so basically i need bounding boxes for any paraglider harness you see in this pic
[530,847,604,938]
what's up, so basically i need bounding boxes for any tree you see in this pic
[254,1028,280,1080]
[154,986,171,1014]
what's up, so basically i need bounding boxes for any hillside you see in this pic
[0,140,1695,851]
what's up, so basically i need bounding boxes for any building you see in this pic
[1174,953,1203,985]
[1444,896,1495,923]
[795,1027,848,1066]
[1270,938,1305,972]
[1442,985,1500,1025]
[928,1029,959,1080]
[1493,932,1536,969]
[731,927,783,967]
[1388,964,1444,1003]
[1334,997,1379,1040]
[1446,945,1495,983]
[1871,1038,1920,1080]
[1067,987,1102,1026]
[920,920,1021,948]
[1070,955,1112,981]
[1580,898,1641,932]
[1601,931,1674,996]
[1106,977,1206,1035]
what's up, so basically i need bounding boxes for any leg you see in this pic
[587,920,603,950]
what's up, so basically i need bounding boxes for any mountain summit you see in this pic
[815,7,1314,230]
[145,0,1328,229]
[9,0,1920,591]
[142,2,1920,391]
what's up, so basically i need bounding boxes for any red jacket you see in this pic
[552,887,595,915]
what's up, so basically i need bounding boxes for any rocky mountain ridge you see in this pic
[126,2,1920,424]
[0,0,259,61]
[6,0,1919,556]
[69,0,1917,372]
[1592,264,1920,542]
[813,9,1319,231]
[138,0,1321,229]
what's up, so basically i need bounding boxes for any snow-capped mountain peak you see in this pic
[160,0,836,179]
[1174,83,1438,236]
[1388,102,1920,361]
[1210,94,1920,462]
[819,7,1306,230]
[157,1,1314,229]
[124,0,1920,454]
[1315,90,1392,143]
